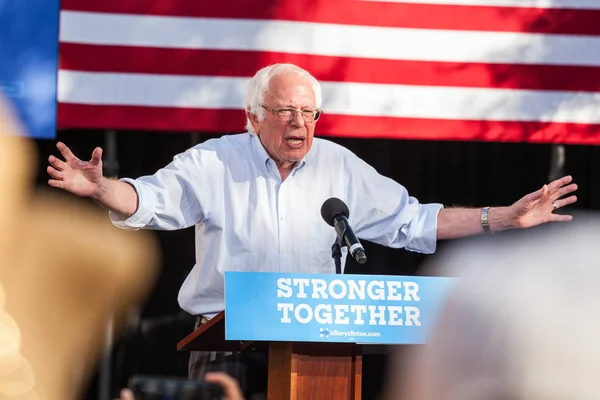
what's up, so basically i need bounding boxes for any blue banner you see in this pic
[0,0,60,139]
[225,272,456,345]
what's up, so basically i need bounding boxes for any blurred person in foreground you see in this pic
[47,63,578,397]
[0,95,158,399]
[385,216,600,400]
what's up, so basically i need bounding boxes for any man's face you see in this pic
[250,73,317,167]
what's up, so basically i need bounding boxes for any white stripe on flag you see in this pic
[364,0,600,9]
[58,71,248,109]
[59,12,600,67]
[58,71,600,124]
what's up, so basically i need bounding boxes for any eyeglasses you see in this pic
[261,105,323,123]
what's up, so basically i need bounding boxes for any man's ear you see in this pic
[247,111,261,134]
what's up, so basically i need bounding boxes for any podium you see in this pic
[177,311,362,400]
[177,272,456,399]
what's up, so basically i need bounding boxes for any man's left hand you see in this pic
[510,175,578,228]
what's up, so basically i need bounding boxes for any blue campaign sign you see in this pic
[224,272,457,345]
[0,0,60,139]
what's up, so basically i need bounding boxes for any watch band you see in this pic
[481,206,492,233]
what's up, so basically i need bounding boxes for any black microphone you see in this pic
[320,197,367,265]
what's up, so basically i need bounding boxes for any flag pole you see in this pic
[548,144,565,182]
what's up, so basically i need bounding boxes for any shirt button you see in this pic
[280,216,285,221]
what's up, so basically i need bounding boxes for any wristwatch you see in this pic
[481,206,492,233]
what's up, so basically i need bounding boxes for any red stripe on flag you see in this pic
[58,104,600,145]
[59,44,600,92]
[58,104,248,133]
[58,0,600,35]
[320,114,600,144]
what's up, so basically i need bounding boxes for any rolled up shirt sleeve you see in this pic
[109,178,157,230]
[400,202,443,253]
[342,147,444,254]
[108,144,210,231]
[354,193,443,255]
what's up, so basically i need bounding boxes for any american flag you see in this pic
[58,0,600,144]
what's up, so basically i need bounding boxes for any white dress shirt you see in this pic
[110,133,443,317]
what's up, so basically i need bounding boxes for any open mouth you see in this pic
[285,137,305,146]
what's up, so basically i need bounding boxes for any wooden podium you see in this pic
[177,311,362,400]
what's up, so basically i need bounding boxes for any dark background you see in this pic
[33,130,600,399]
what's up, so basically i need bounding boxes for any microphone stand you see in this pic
[331,237,343,274]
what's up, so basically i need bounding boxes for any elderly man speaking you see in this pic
[47,63,577,398]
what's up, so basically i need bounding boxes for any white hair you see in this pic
[244,63,322,133]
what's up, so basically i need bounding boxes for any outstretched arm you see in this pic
[48,142,138,217]
[437,175,577,240]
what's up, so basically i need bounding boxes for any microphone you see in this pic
[320,197,367,265]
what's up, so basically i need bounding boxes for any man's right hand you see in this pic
[48,142,104,198]
[47,142,139,217]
